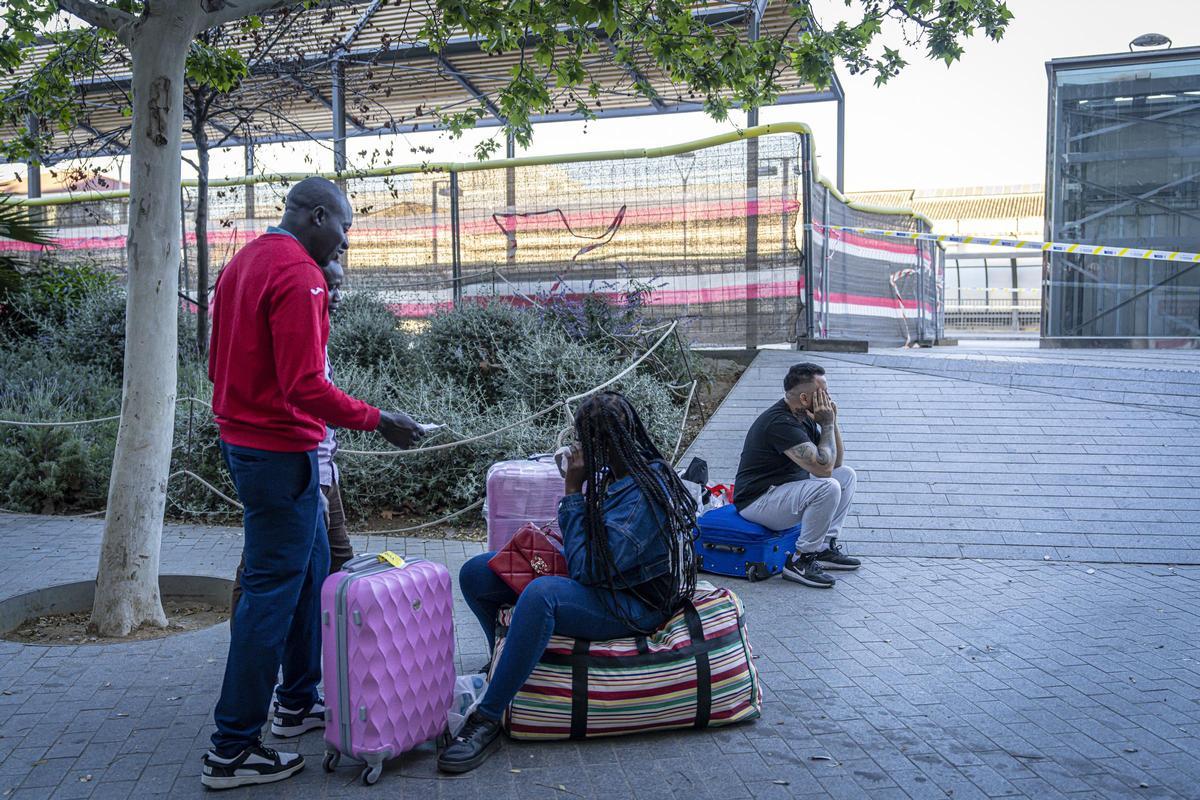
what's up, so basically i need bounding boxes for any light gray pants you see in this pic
[739,466,857,555]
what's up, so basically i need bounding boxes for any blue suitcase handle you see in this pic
[703,542,746,555]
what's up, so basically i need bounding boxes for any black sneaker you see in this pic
[814,537,861,571]
[782,553,836,588]
[201,741,304,790]
[270,698,325,737]
[437,711,502,774]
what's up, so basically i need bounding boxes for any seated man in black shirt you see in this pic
[734,362,859,588]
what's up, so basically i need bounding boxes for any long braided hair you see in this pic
[574,391,698,630]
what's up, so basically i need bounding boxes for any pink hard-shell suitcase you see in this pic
[485,455,566,552]
[320,554,455,785]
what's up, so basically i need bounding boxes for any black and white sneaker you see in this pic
[270,699,326,737]
[814,537,861,571]
[437,711,502,774]
[782,553,836,588]
[200,741,304,790]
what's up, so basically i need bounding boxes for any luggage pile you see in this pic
[314,455,766,785]
[493,585,762,740]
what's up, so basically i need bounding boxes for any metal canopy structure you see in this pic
[3,0,846,190]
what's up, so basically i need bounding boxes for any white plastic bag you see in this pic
[447,674,488,737]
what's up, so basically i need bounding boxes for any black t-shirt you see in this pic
[734,399,820,511]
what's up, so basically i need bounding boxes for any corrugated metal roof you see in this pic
[847,186,1044,222]
[1,1,824,157]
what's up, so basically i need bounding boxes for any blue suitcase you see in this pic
[695,505,801,582]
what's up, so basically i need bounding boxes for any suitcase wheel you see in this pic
[436,726,452,750]
[322,750,340,773]
[745,563,769,582]
[361,765,382,786]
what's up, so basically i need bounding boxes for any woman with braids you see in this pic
[439,391,698,773]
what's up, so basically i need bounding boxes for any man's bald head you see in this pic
[285,177,350,217]
[278,177,352,268]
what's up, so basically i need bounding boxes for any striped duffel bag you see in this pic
[491,585,762,740]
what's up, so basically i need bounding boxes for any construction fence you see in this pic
[6,123,943,348]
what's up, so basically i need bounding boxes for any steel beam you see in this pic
[332,58,347,172]
[281,71,369,132]
[604,37,665,111]
[436,54,505,123]
[339,0,384,52]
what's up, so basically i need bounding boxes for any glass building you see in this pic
[1044,46,1200,346]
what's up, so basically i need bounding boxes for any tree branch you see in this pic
[56,0,136,35]
[198,0,300,33]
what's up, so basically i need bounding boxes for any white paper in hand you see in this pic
[418,422,446,435]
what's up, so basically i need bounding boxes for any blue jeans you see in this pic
[212,443,329,756]
[459,553,668,721]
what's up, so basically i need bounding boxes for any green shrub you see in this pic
[0,261,116,338]
[0,277,699,521]
[0,343,120,513]
[413,302,538,402]
[57,286,127,378]
[328,292,411,372]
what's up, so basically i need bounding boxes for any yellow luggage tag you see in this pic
[379,551,407,569]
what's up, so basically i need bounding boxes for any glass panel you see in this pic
[1047,56,1200,340]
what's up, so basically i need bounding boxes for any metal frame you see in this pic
[1044,45,1200,342]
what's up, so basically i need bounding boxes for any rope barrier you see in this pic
[0,325,697,530]
[355,498,485,535]
[671,379,699,465]
[340,320,678,457]
[0,396,213,428]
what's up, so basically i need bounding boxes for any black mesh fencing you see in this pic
[8,126,941,349]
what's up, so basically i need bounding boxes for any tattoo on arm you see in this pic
[784,428,837,477]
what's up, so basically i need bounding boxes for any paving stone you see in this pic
[3,343,1200,800]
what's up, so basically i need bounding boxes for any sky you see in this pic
[12,0,1200,194]
[204,0,1200,192]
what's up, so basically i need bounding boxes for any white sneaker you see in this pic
[201,741,304,790]
[270,699,326,737]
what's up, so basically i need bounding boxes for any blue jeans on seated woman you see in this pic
[459,552,669,722]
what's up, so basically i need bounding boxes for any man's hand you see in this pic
[563,444,587,495]
[318,488,330,527]
[811,388,836,427]
[376,410,425,449]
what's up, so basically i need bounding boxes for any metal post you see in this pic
[836,91,845,193]
[431,181,439,265]
[744,135,760,350]
[25,115,41,201]
[332,58,347,174]
[917,221,927,342]
[244,141,255,224]
[747,4,761,129]
[781,157,790,258]
[800,135,815,342]
[505,132,516,269]
[1011,256,1020,332]
[449,171,462,306]
[742,4,764,348]
[180,185,191,302]
[25,115,42,229]
[821,186,830,338]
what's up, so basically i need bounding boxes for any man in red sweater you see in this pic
[202,177,422,790]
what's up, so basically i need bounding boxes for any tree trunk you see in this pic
[194,118,210,357]
[90,11,195,637]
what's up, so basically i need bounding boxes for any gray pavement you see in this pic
[3,345,1200,799]
[683,348,1200,564]
[1,513,1199,799]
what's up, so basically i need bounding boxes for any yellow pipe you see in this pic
[5,122,933,227]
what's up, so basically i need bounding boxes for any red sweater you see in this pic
[208,233,380,451]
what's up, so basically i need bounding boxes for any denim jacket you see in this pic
[558,462,673,589]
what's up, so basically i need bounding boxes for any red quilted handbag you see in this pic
[488,523,569,594]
